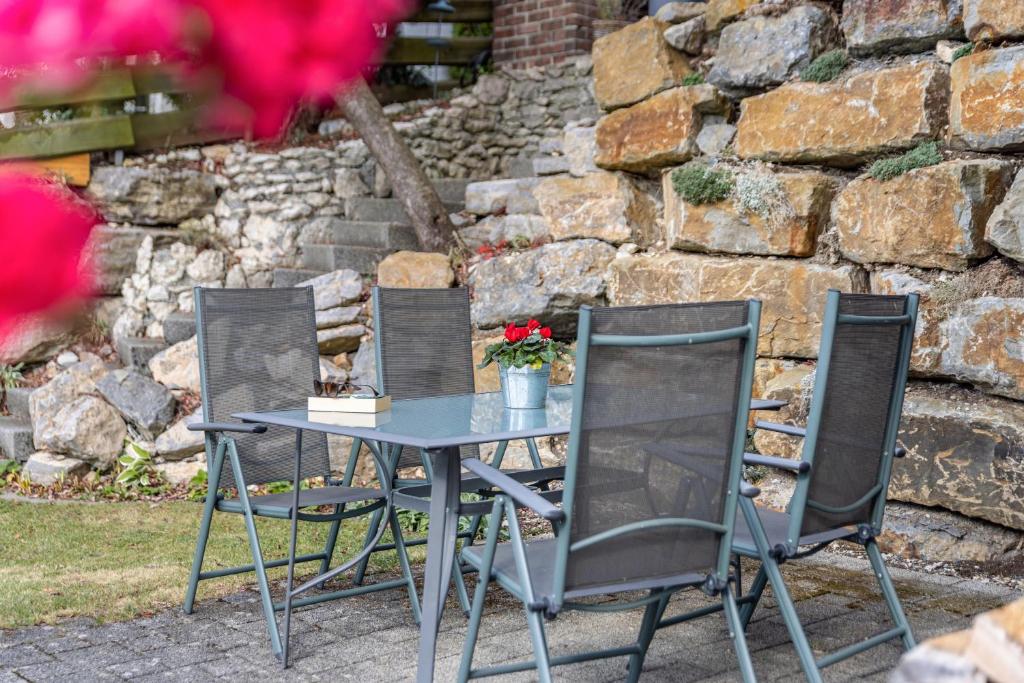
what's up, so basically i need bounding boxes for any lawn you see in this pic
[0,499,402,629]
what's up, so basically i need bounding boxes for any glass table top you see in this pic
[234,385,784,451]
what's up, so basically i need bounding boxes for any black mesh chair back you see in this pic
[562,301,756,598]
[798,292,915,537]
[372,287,478,469]
[195,287,330,489]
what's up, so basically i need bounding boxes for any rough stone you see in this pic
[532,156,570,176]
[592,17,693,111]
[29,357,107,449]
[663,164,835,257]
[696,123,736,156]
[664,16,705,55]
[736,61,950,166]
[892,383,1024,530]
[964,0,1024,41]
[23,452,90,485]
[987,169,1024,262]
[469,239,617,335]
[458,215,551,250]
[87,166,217,226]
[751,364,815,460]
[376,251,454,289]
[834,159,1013,271]
[155,459,204,486]
[319,356,348,384]
[936,39,967,64]
[607,253,866,357]
[938,297,1024,401]
[880,502,1024,563]
[88,226,150,296]
[464,178,540,216]
[348,342,377,389]
[708,5,842,97]
[154,407,205,462]
[950,45,1024,152]
[96,369,176,440]
[34,395,127,467]
[315,305,361,330]
[563,123,598,177]
[870,269,947,375]
[0,315,73,364]
[841,0,966,56]
[706,0,761,32]
[148,336,200,392]
[316,324,365,355]
[533,172,659,246]
[595,85,730,172]
[297,269,363,310]
[655,1,708,24]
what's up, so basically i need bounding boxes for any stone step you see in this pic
[272,268,326,288]
[331,221,419,250]
[431,178,472,204]
[0,416,34,463]
[116,336,167,375]
[162,312,196,346]
[345,197,462,224]
[4,387,34,421]
[300,244,391,275]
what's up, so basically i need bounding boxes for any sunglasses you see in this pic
[313,380,382,398]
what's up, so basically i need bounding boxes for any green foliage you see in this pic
[867,141,942,182]
[952,43,974,62]
[116,442,167,494]
[681,72,705,86]
[801,50,848,83]
[671,164,734,205]
[478,324,573,370]
[186,468,208,502]
[0,459,20,477]
[0,363,24,389]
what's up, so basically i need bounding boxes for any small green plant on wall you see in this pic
[681,73,705,86]
[952,43,974,62]
[735,166,795,227]
[671,163,734,205]
[868,141,942,182]
[801,49,848,83]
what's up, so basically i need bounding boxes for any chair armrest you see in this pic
[894,447,907,458]
[740,481,760,498]
[754,421,807,438]
[187,422,268,434]
[461,458,565,522]
[743,452,810,475]
[752,399,787,411]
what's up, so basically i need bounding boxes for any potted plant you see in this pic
[478,319,573,409]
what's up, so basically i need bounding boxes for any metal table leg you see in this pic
[416,446,461,682]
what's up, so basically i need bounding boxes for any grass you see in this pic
[670,164,734,205]
[867,141,943,181]
[681,72,705,86]
[952,43,974,62]
[0,499,400,629]
[801,49,848,83]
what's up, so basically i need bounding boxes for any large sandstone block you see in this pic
[607,253,866,357]
[469,239,616,336]
[892,384,1024,530]
[706,0,761,32]
[376,251,454,289]
[834,159,1013,271]
[841,0,965,56]
[662,165,835,257]
[595,85,729,173]
[592,17,692,111]
[736,61,949,166]
[148,336,200,392]
[870,269,945,375]
[950,45,1024,152]
[964,0,1024,41]
[986,168,1024,262]
[87,166,217,226]
[533,172,658,246]
[708,5,842,97]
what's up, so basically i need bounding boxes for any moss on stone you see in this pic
[867,141,943,182]
[681,72,705,86]
[671,164,734,205]
[952,43,974,62]
[800,49,848,83]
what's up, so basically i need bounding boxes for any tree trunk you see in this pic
[336,78,455,253]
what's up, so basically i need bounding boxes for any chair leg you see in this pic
[722,584,757,683]
[389,507,422,625]
[761,554,822,683]
[353,505,384,586]
[739,563,769,630]
[526,608,553,683]
[451,549,472,617]
[525,437,543,469]
[627,592,667,683]
[317,504,343,587]
[865,539,916,650]
[457,558,491,683]
[183,438,225,614]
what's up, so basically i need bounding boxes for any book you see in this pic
[307,410,392,428]
[307,394,392,413]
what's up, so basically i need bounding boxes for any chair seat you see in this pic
[216,485,383,517]
[462,537,706,606]
[393,466,565,514]
[732,505,857,555]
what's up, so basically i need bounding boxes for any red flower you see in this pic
[527,319,540,331]
[514,327,529,342]
[504,322,517,342]
[539,327,552,339]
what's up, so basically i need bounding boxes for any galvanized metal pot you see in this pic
[499,363,551,409]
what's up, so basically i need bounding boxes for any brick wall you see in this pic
[493,0,597,68]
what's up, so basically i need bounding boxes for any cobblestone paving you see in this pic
[1,552,1017,682]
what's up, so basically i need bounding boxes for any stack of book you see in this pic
[308,394,392,428]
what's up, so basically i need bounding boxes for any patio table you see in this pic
[236,385,785,681]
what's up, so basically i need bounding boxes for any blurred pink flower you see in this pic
[0,168,98,349]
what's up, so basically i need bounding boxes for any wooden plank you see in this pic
[130,109,242,151]
[0,116,134,160]
[30,153,91,186]
[384,36,491,66]
[3,70,136,112]
[408,0,492,22]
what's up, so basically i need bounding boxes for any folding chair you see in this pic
[458,300,764,682]
[182,287,416,665]
[726,290,919,682]
[344,286,565,615]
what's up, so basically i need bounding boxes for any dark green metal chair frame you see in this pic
[457,300,764,683]
[181,287,418,667]
[655,289,920,682]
